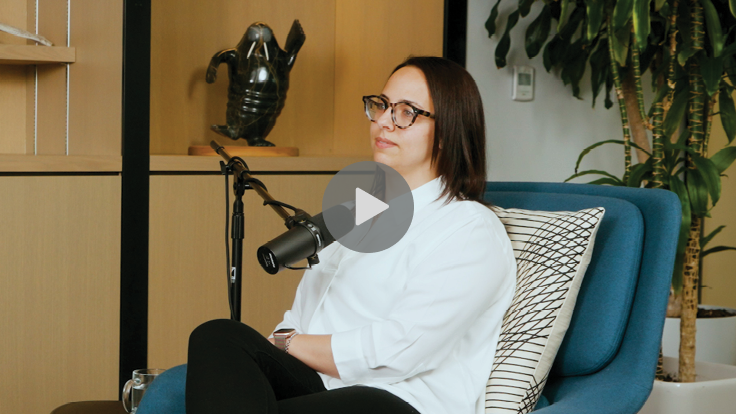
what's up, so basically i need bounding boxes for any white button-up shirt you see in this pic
[274,177,516,414]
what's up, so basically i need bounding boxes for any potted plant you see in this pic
[661,304,736,366]
[486,0,736,410]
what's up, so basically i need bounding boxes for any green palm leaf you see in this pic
[702,246,736,257]
[495,10,521,68]
[669,175,692,293]
[702,0,724,57]
[692,154,723,206]
[586,0,605,41]
[564,169,624,184]
[719,87,736,145]
[485,0,502,37]
[687,169,710,217]
[633,0,650,49]
[526,5,552,59]
[519,0,535,17]
[710,147,736,174]
[574,140,652,173]
[627,158,654,187]
[701,225,726,249]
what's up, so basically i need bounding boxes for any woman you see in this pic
[167,56,515,414]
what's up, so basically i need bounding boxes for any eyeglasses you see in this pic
[362,95,435,129]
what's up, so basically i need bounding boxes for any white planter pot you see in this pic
[662,305,736,365]
[638,357,736,414]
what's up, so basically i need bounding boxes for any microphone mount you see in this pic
[211,140,320,321]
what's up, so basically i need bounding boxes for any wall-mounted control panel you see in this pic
[512,65,534,101]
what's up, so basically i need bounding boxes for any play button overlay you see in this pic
[355,188,389,225]
[322,161,414,253]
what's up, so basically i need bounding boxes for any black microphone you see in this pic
[257,204,354,274]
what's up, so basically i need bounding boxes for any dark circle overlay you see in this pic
[322,161,414,253]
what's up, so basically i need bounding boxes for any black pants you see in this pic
[186,319,420,414]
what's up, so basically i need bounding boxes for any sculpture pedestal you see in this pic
[188,146,299,157]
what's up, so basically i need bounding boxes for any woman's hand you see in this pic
[285,334,340,379]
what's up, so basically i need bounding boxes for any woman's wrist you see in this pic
[285,334,340,378]
[284,333,298,354]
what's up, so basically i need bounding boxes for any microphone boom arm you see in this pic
[210,140,319,321]
[210,140,293,223]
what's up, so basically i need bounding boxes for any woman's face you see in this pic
[371,66,437,188]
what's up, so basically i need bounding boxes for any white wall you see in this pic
[466,0,627,182]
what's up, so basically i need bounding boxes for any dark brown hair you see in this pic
[392,56,489,205]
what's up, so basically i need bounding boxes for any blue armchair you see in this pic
[486,182,680,413]
[138,182,681,414]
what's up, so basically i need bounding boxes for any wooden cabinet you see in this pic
[0,0,445,411]
[0,176,121,414]
[0,0,122,157]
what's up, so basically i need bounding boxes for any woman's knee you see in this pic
[188,319,263,350]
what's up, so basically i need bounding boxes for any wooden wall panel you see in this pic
[68,0,122,156]
[149,174,332,369]
[333,0,445,156]
[0,0,29,154]
[150,0,336,155]
[26,0,37,154]
[0,0,29,45]
[0,176,121,414]
[702,100,736,310]
[26,66,35,154]
[150,0,446,157]
[36,0,69,155]
[0,65,29,154]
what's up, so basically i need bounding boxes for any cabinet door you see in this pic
[0,176,121,413]
[148,174,332,368]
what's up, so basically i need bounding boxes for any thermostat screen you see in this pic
[518,73,532,86]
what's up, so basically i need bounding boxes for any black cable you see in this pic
[225,172,235,320]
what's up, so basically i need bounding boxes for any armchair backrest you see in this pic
[484,182,681,412]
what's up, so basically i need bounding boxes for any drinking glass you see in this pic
[122,368,166,413]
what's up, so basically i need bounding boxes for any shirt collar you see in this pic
[411,177,445,212]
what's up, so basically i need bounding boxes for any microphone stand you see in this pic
[210,140,314,321]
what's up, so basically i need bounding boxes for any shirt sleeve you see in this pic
[272,278,306,335]
[330,215,516,385]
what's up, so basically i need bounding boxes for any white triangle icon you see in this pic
[355,188,389,226]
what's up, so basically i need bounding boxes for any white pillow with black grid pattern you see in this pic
[485,206,605,414]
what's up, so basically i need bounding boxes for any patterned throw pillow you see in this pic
[485,206,605,413]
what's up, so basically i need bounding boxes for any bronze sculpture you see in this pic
[206,20,306,146]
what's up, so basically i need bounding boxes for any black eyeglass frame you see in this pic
[362,95,435,129]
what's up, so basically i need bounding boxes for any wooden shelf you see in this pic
[0,155,121,172]
[151,155,372,173]
[0,45,76,65]
[0,155,370,173]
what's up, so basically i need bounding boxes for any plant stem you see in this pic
[623,76,653,164]
[651,102,666,188]
[631,37,649,128]
[680,217,701,383]
[654,3,680,189]
[679,0,706,384]
[656,348,666,381]
[666,1,680,108]
[663,0,683,318]
[687,3,706,159]
[688,74,706,157]
[608,16,633,182]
